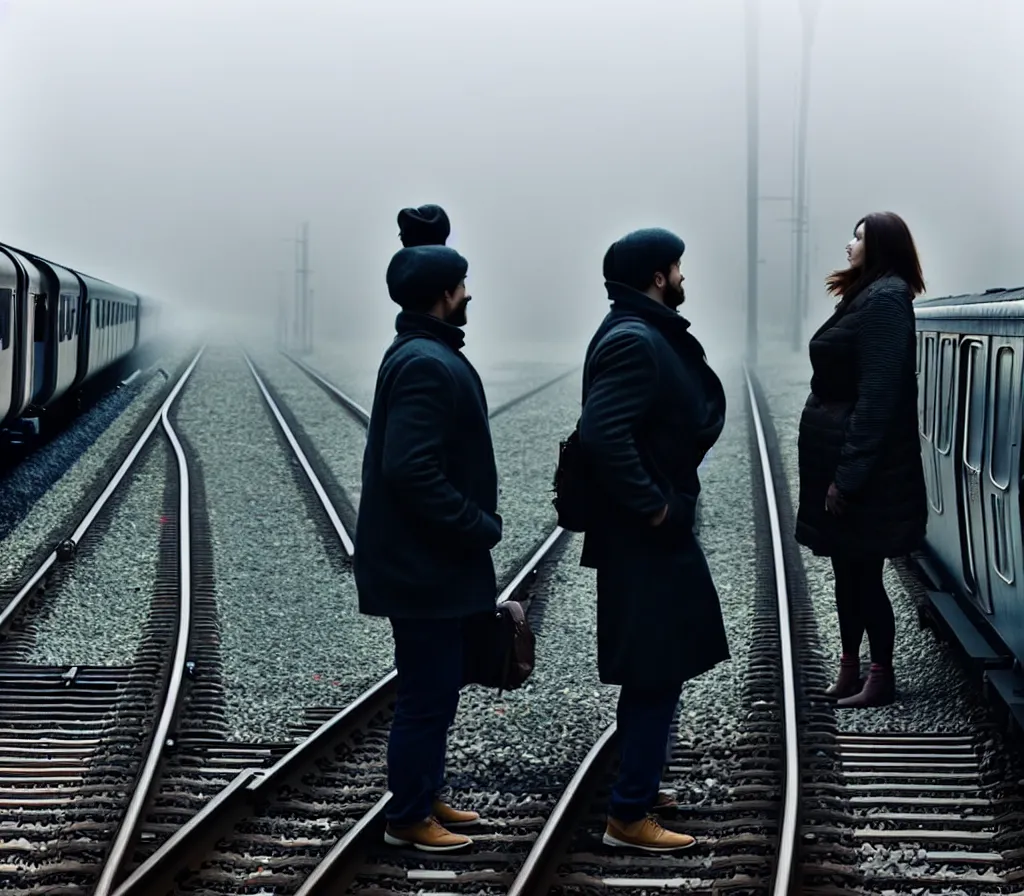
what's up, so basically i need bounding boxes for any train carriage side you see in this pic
[76,274,140,384]
[21,253,83,408]
[0,246,44,428]
[915,287,1024,663]
[0,252,20,426]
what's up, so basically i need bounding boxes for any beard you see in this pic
[662,281,685,310]
[445,295,471,327]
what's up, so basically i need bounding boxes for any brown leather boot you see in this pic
[825,655,863,699]
[603,815,696,852]
[837,664,895,708]
[432,799,480,827]
[384,816,472,851]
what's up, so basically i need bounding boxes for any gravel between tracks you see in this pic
[0,365,179,586]
[758,344,981,732]
[443,366,756,817]
[173,347,391,743]
[490,373,580,588]
[308,340,577,411]
[24,439,169,666]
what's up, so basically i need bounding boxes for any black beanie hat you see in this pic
[603,227,686,291]
[397,204,451,247]
[386,245,468,310]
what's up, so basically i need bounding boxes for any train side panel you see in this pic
[24,257,83,408]
[0,248,43,424]
[79,275,140,384]
[0,253,18,426]
[915,289,1024,663]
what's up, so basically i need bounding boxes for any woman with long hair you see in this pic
[795,211,928,708]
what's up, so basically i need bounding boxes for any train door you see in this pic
[957,337,992,611]
[981,339,1022,635]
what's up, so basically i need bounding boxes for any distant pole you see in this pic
[307,286,314,353]
[300,221,310,353]
[745,0,760,365]
[293,228,301,351]
[792,0,821,351]
[277,271,286,349]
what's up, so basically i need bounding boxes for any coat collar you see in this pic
[605,281,693,336]
[394,310,466,351]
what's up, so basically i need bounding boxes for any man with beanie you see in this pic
[354,243,501,852]
[397,203,451,247]
[578,227,729,852]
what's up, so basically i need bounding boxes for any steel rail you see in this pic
[93,348,204,895]
[0,349,204,635]
[744,364,799,894]
[244,353,355,556]
[281,351,370,425]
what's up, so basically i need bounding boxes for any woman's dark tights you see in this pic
[830,554,895,668]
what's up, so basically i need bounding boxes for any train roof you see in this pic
[914,285,1024,321]
[0,239,142,301]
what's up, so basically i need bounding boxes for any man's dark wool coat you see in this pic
[355,311,501,619]
[579,282,730,691]
[795,275,927,558]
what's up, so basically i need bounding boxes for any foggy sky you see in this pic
[1,0,1022,365]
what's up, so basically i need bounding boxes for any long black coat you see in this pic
[354,311,501,619]
[578,283,730,691]
[795,275,927,558]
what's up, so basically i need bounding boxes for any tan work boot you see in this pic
[383,816,472,852]
[603,815,696,852]
[432,799,480,827]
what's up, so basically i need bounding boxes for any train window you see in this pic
[922,334,937,439]
[964,341,987,472]
[990,347,1016,489]
[58,295,66,341]
[936,337,955,453]
[0,288,10,350]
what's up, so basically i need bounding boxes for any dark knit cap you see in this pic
[397,204,451,247]
[386,245,468,309]
[602,227,686,291]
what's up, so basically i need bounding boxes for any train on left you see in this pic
[0,240,164,445]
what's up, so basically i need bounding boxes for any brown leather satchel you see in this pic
[462,600,535,695]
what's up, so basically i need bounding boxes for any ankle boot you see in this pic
[824,655,863,699]
[837,664,895,708]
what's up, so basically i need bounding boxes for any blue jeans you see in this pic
[386,616,464,827]
[609,684,683,822]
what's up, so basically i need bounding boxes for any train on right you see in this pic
[913,284,1024,729]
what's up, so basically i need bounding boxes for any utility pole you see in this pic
[276,271,287,350]
[745,0,759,365]
[290,222,312,353]
[792,0,821,351]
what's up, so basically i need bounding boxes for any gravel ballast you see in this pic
[173,346,392,743]
[24,439,169,666]
[308,340,577,412]
[489,373,580,588]
[757,344,981,732]
[0,356,189,587]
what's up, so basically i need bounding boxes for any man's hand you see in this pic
[825,482,847,516]
[651,504,669,526]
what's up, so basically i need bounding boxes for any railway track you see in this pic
[748,366,1024,895]
[101,364,800,896]
[0,349,206,895]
